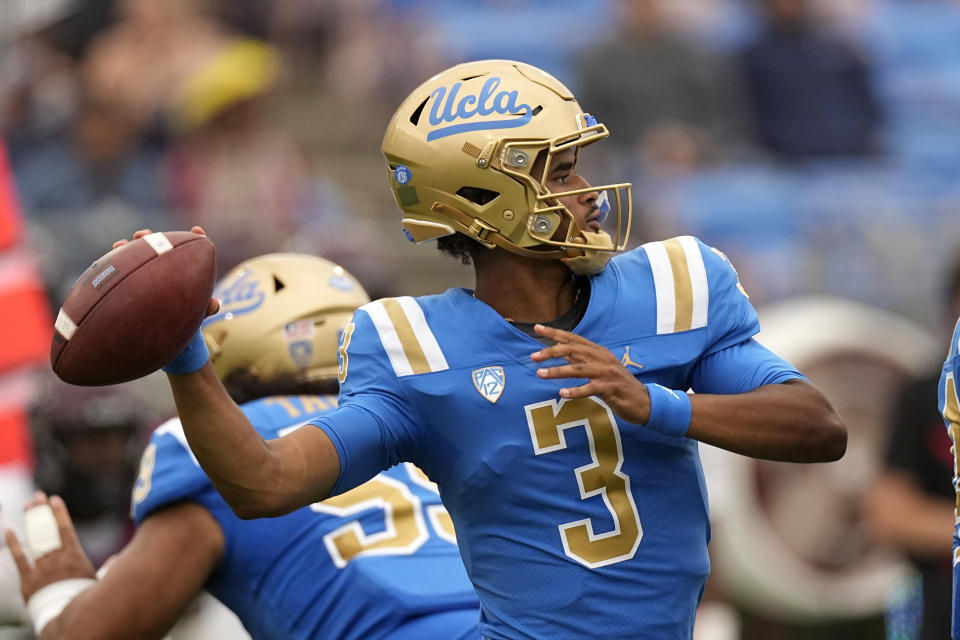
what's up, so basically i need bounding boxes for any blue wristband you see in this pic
[162,329,210,375]
[643,383,692,438]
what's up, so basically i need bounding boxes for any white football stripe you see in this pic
[644,241,676,335]
[143,232,173,255]
[362,301,414,377]
[54,309,78,340]
[396,296,448,372]
[678,235,709,329]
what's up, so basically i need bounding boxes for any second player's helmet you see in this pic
[201,253,370,383]
[382,59,632,262]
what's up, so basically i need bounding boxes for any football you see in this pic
[51,231,217,386]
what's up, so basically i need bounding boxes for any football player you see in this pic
[939,314,960,640]
[6,254,480,639]
[111,60,844,639]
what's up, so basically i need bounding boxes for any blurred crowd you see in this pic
[2,0,960,638]
[4,0,958,319]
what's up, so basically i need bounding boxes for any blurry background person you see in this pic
[6,253,480,640]
[163,38,311,274]
[862,254,960,640]
[27,375,156,568]
[739,0,880,159]
[576,0,749,171]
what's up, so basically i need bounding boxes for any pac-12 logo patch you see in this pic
[472,366,505,404]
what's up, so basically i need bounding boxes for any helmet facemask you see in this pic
[497,121,632,259]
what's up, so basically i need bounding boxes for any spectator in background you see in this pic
[164,37,310,273]
[81,0,230,142]
[741,0,880,159]
[12,95,164,215]
[863,254,960,640]
[576,0,748,170]
[0,26,80,162]
[11,90,172,305]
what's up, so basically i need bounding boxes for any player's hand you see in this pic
[531,324,652,424]
[113,226,220,317]
[4,493,96,602]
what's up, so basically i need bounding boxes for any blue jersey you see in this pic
[131,394,480,640]
[939,317,960,640]
[314,236,805,640]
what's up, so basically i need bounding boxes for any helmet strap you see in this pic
[561,230,614,275]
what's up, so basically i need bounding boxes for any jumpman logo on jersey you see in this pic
[621,346,643,371]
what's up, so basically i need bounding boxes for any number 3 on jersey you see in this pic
[526,397,642,569]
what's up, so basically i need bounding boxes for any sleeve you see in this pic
[691,338,806,395]
[130,418,218,524]
[699,241,761,357]
[310,307,422,496]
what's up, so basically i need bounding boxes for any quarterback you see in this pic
[6,254,480,639]
[114,60,843,639]
[940,315,960,639]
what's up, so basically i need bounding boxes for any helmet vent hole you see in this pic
[531,105,543,117]
[273,276,285,292]
[460,74,483,81]
[409,96,429,125]
[456,186,499,206]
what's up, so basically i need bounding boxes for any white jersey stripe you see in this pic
[362,301,414,377]
[154,418,199,466]
[396,296,449,373]
[678,236,709,330]
[644,241,676,335]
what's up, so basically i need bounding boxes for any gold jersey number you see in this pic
[526,397,642,568]
[310,463,455,568]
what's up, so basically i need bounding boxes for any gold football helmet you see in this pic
[381,59,632,264]
[201,253,370,382]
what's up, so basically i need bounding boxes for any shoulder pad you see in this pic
[131,418,209,522]
[640,236,709,335]
[358,297,449,377]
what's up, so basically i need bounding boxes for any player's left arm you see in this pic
[533,239,845,463]
[5,493,223,640]
[531,325,845,462]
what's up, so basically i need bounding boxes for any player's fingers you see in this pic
[112,239,128,249]
[558,382,595,400]
[206,298,221,316]
[48,496,81,551]
[531,343,576,363]
[533,324,575,343]
[24,491,48,510]
[533,324,595,346]
[190,225,206,236]
[132,229,153,239]
[536,363,594,380]
[4,529,31,578]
